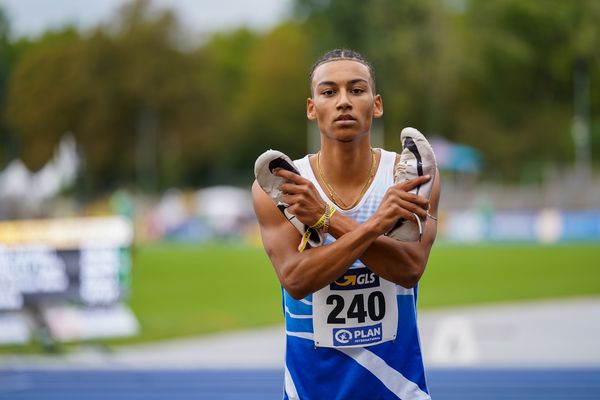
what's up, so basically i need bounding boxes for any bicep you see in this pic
[252,181,303,280]
[364,171,440,284]
[421,168,441,247]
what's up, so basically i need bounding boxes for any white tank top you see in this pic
[284,148,430,399]
[294,148,396,224]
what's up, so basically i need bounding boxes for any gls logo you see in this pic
[330,267,379,291]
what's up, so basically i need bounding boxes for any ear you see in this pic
[307,97,317,120]
[373,94,383,119]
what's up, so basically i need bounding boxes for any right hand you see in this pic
[276,168,327,227]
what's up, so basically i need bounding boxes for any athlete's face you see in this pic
[307,60,383,142]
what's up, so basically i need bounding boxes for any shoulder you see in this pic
[251,179,263,198]
[293,154,312,176]
[393,152,400,167]
[252,180,274,219]
[428,168,442,216]
[252,179,294,234]
[374,148,399,166]
[432,167,441,196]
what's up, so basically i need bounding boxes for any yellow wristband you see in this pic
[323,204,336,233]
[298,203,336,253]
[310,203,329,229]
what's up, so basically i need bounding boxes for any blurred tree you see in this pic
[231,22,311,183]
[0,7,15,167]
[105,0,204,190]
[190,28,260,185]
[293,0,372,51]
[292,0,459,156]
[364,0,453,145]
[455,0,600,180]
[3,0,599,191]
[292,0,600,180]
[6,0,202,191]
[5,27,81,171]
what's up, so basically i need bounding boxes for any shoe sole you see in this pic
[254,150,323,248]
[387,127,437,242]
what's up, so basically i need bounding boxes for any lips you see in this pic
[335,114,356,122]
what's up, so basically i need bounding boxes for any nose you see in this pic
[336,89,352,110]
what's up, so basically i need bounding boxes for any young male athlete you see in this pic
[252,49,440,400]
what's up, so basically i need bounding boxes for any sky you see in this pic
[0,0,293,38]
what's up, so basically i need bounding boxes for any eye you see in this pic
[321,89,335,96]
[351,87,366,94]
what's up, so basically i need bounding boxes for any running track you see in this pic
[1,368,599,399]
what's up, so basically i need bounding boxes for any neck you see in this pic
[311,135,379,209]
[319,138,373,184]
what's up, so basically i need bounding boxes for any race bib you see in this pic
[313,266,398,348]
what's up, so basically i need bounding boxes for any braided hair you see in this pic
[309,49,376,94]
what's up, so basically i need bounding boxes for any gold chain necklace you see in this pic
[316,149,376,210]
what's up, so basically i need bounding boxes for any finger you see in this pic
[392,207,425,225]
[407,193,430,210]
[380,194,427,221]
[282,193,299,205]
[280,182,304,194]
[387,188,430,210]
[397,175,431,191]
[394,199,429,220]
[274,168,304,184]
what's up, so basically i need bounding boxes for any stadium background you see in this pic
[0,0,599,398]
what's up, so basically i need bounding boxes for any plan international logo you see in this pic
[333,323,383,346]
[330,267,379,291]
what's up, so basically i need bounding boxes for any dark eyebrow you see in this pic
[316,80,337,88]
[348,79,369,85]
[316,78,369,88]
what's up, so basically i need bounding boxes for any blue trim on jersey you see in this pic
[283,290,314,333]
[282,150,430,399]
[413,283,419,305]
[283,292,429,398]
[368,295,429,393]
[286,335,403,400]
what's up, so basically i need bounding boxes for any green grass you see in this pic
[2,242,600,352]
[123,242,600,344]
[125,243,283,343]
[419,243,600,308]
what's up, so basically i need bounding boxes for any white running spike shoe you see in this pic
[387,127,437,242]
[254,149,324,249]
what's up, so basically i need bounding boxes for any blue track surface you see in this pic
[1,368,599,399]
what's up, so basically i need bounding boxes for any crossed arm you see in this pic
[252,167,441,300]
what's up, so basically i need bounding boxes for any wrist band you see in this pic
[298,203,337,252]
[323,203,336,233]
[310,203,329,230]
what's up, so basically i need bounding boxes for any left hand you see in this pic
[370,175,431,235]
